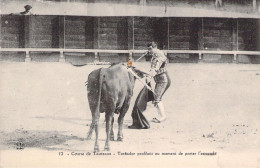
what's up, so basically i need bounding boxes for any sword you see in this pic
[135,52,148,62]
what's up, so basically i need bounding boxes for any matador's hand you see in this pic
[145,74,152,83]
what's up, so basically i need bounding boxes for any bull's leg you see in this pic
[110,117,115,141]
[94,120,100,152]
[86,121,95,140]
[92,111,100,152]
[104,112,113,151]
[117,99,130,141]
[117,112,126,141]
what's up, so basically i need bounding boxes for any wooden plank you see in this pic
[1,48,260,57]
[24,16,30,48]
[1,42,20,48]
[134,30,152,36]
[93,17,99,50]
[59,16,65,49]
[86,36,94,42]
[2,35,20,41]
[168,19,187,25]
[204,43,232,50]
[65,16,86,22]
[31,35,53,41]
[30,41,52,48]
[65,27,85,34]
[99,17,121,22]
[98,45,118,50]
[169,42,190,49]
[31,27,52,35]
[238,44,256,51]
[232,19,238,51]
[65,21,86,28]
[134,36,152,41]
[1,27,20,34]
[203,36,232,43]
[99,28,117,34]
[203,22,232,28]
[169,29,190,36]
[169,36,190,42]
[85,19,94,44]
[253,0,257,11]
[127,17,134,50]
[134,46,147,50]
[134,22,152,27]
[85,42,94,49]
[1,17,22,27]
[140,0,146,6]
[0,15,1,48]
[33,20,53,27]
[134,41,150,47]
[203,26,232,31]
[99,36,118,41]
[65,35,85,41]
[99,22,118,28]
[65,42,86,49]
[99,41,118,46]
[203,30,231,37]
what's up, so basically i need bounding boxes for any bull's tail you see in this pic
[86,68,103,140]
[95,68,103,116]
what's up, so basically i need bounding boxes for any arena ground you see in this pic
[0,61,259,167]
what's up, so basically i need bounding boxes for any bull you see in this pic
[86,63,144,152]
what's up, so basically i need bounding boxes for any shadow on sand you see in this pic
[0,129,85,151]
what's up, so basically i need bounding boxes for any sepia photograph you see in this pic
[0,0,260,167]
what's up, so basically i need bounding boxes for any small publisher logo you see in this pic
[16,142,25,150]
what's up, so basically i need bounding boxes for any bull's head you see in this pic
[130,67,146,78]
[127,66,146,79]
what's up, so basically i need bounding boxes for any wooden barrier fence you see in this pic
[0,48,260,63]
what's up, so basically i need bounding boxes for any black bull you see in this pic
[86,64,144,152]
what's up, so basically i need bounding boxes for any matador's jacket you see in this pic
[149,49,167,76]
[146,49,171,102]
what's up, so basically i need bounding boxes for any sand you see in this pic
[0,62,259,167]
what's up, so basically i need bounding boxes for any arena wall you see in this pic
[1,16,260,63]
[0,15,25,62]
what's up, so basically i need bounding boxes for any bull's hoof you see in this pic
[94,146,100,152]
[94,145,99,152]
[86,133,92,140]
[117,137,123,141]
[110,136,114,141]
[104,146,110,151]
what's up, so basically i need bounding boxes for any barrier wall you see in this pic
[1,15,260,64]
[168,18,199,63]
[0,15,25,61]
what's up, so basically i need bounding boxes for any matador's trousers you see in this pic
[154,71,171,102]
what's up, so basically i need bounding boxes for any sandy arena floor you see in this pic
[0,62,259,168]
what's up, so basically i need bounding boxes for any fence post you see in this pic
[94,52,99,63]
[215,0,222,7]
[25,50,31,62]
[59,51,65,62]
[232,19,238,63]
[199,53,202,60]
[198,52,203,63]
[129,52,133,61]
[198,18,204,63]
[233,53,237,63]
[59,16,65,49]
[127,52,133,66]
